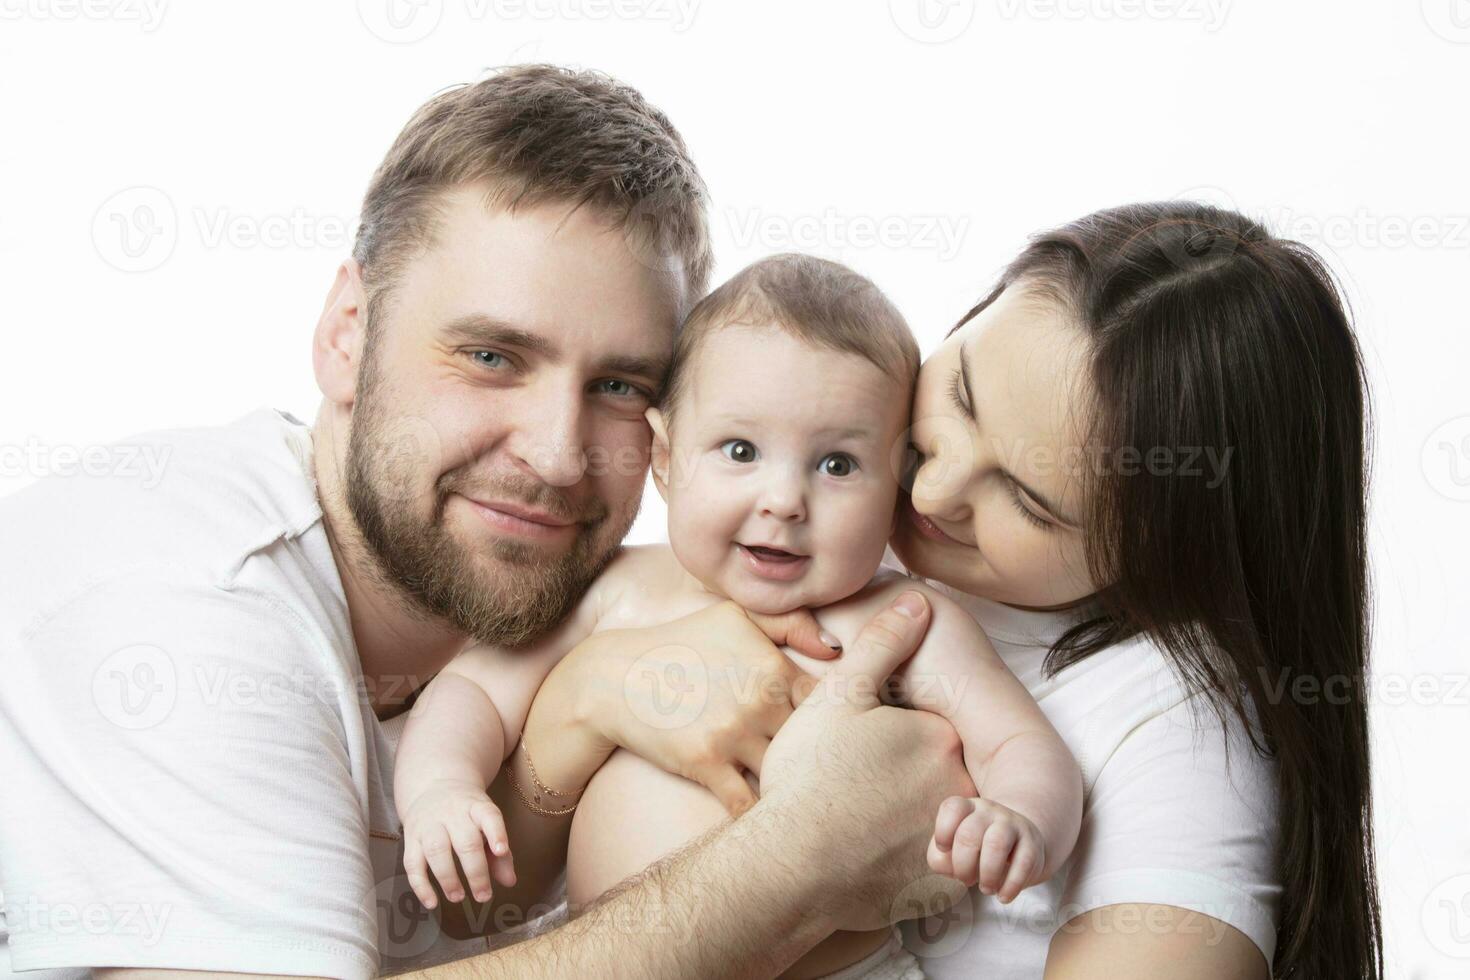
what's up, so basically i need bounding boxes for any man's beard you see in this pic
[343,355,635,648]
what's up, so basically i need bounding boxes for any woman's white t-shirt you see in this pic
[881,551,1283,979]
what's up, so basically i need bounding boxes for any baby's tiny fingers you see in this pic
[977,822,1019,896]
[950,811,988,888]
[450,822,495,903]
[490,847,517,889]
[997,838,1041,904]
[422,830,465,904]
[402,840,439,910]
[473,801,511,858]
[927,834,957,878]
[932,796,977,853]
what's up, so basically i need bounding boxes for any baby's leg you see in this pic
[567,747,892,979]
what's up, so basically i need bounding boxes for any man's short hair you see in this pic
[661,252,920,425]
[352,64,711,312]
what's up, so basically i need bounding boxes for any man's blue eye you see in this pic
[720,439,758,463]
[598,379,639,398]
[821,453,858,477]
[473,351,507,369]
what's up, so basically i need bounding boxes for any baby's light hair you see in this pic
[660,253,919,425]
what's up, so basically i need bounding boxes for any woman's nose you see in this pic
[909,416,978,507]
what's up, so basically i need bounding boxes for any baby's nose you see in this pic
[758,479,807,523]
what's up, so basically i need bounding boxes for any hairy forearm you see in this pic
[407,798,834,979]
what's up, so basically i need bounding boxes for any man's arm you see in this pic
[99,592,970,980]
[414,590,975,979]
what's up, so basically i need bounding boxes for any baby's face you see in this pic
[655,322,911,615]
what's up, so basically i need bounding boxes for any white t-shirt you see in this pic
[886,553,1283,978]
[0,408,561,979]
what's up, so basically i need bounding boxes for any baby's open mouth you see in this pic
[736,543,811,581]
[741,544,804,562]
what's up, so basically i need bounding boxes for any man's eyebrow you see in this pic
[596,352,670,388]
[442,315,559,358]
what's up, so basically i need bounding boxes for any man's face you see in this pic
[346,185,684,646]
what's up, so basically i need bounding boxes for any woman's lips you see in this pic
[906,499,964,545]
[737,543,811,581]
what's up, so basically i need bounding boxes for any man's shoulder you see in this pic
[0,408,337,635]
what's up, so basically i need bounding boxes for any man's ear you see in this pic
[645,406,672,503]
[313,258,368,408]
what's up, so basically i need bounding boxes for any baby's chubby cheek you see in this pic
[814,512,895,600]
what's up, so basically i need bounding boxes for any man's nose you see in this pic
[506,386,589,488]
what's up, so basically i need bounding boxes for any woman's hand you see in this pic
[520,599,839,815]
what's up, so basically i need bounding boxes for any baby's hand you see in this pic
[400,779,516,909]
[926,796,1045,904]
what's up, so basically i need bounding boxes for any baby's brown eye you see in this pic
[821,453,857,477]
[721,439,758,463]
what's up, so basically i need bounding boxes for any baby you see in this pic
[394,253,1083,974]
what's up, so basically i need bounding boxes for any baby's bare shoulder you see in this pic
[820,569,962,623]
[592,543,713,629]
[814,573,994,668]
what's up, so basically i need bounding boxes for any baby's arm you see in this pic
[394,556,622,909]
[895,587,1083,903]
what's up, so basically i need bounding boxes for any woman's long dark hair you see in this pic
[954,202,1380,979]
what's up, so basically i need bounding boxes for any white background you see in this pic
[2,1,1466,975]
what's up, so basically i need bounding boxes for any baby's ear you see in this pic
[645,406,672,502]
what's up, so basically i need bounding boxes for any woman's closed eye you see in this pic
[1006,478,1054,531]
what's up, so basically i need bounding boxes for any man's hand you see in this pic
[567,599,838,815]
[757,590,977,932]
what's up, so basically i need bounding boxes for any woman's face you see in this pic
[891,284,1099,609]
